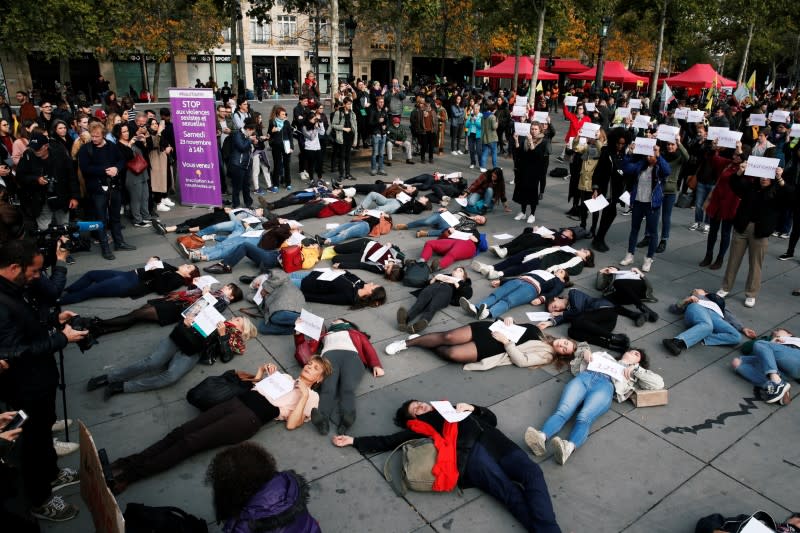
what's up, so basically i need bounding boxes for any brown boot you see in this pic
[416,230,428,238]
[395,223,408,230]
[709,255,725,270]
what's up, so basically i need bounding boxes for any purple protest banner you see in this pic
[169,88,222,206]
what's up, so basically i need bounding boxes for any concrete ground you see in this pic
[39,111,799,532]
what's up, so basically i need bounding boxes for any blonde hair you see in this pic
[240,317,258,341]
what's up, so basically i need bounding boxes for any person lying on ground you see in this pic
[395,266,472,334]
[731,327,795,405]
[473,246,593,281]
[460,268,570,320]
[325,237,406,281]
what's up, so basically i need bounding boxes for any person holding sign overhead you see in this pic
[106,357,332,494]
[511,121,549,224]
[524,346,663,465]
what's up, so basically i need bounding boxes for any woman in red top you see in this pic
[563,102,591,143]
[700,142,749,269]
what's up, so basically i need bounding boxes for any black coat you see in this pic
[729,173,791,238]
[512,140,547,207]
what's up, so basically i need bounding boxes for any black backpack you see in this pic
[124,502,209,533]
[403,261,431,288]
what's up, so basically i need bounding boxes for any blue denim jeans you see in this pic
[108,336,200,393]
[61,269,139,304]
[541,370,615,448]
[407,213,449,236]
[675,303,741,348]
[659,193,676,241]
[468,187,495,212]
[259,309,301,335]
[197,211,239,239]
[202,235,262,261]
[468,134,483,166]
[289,271,311,287]
[480,141,497,169]
[371,134,386,172]
[321,220,370,244]
[628,201,659,257]
[221,242,280,269]
[694,182,713,224]
[477,279,538,318]
[735,340,800,386]
[463,443,561,533]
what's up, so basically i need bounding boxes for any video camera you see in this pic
[34,221,104,268]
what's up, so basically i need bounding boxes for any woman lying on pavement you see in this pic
[332,399,562,533]
[187,216,302,263]
[489,226,576,259]
[316,211,392,245]
[661,288,756,356]
[472,245,594,280]
[395,266,472,334]
[200,218,304,274]
[280,195,355,221]
[394,210,486,238]
[460,268,570,320]
[594,266,659,322]
[418,224,480,271]
[731,327,795,405]
[294,318,384,435]
[326,237,406,281]
[385,316,578,366]
[87,315,257,400]
[289,269,387,308]
[59,258,200,305]
[152,206,265,235]
[90,283,243,337]
[524,346,664,465]
[258,184,353,211]
[107,357,333,495]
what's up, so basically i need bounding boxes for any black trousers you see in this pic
[594,177,626,242]
[566,308,618,346]
[12,386,59,506]
[408,283,452,323]
[419,132,435,160]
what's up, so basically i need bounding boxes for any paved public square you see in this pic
[40,108,799,532]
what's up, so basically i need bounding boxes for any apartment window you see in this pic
[221,27,231,42]
[250,20,271,43]
[277,15,297,44]
[315,17,329,45]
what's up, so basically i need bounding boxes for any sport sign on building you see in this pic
[169,88,222,206]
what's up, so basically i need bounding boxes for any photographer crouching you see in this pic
[0,239,89,523]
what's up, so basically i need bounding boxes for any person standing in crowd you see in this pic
[368,95,389,176]
[512,122,548,224]
[479,103,499,172]
[331,97,358,185]
[465,102,483,170]
[591,132,628,252]
[268,106,294,191]
[413,101,438,164]
[450,94,465,155]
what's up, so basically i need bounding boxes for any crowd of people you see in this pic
[0,73,798,532]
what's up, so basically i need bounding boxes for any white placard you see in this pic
[578,122,601,139]
[512,105,528,117]
[493,233,514,239]
[789,124,800,138]
[253,279,268,306]
[717,130,743,148]
[516,95,528,106]
[439,211,461,227]
[656,124,680,143]
[687,110,705,123]
[395,191,412,204]
[367,244,391,262]
[587,354,627,382]
[770,110,790,123]
[242,216,262,224]
[534,226,554,237]
[430,401,472,423]
[448,230,473,240]
[285,232,304,246]
[619,191,631,206]
[533,111,549,123]
[559,246,578,254]
[583,195,609,213]
[707,126,729,141]
[242,229,265,238]
[255,372,295,403]
[144,259,164,271]
[529,269,555,280]
[674,108,689,120]
[775,336,800,348]
[612,270,641,280]
[325,223,340,229]
[514,122,532,137]
[585,102,596,112]
[564,96,578,107]
[739,517,778,533]
[191,275,219,290]
[633,115,651,129]
[745,156,780,179]
[181,293,226,338]
[629,98,642,109]
[695,299,724,317]
[632,137,658,156]
[364,209,384,219]
[433,274,461,284]
[615,107,631,119]
[526,312,552,321]
[286,219,303,228]
[749,113,766,126]
[454,197,468,207]
[295,308,324,340]
[316,268,345,281]
[488,320,527,344]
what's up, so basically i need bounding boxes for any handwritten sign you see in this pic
[749,113,766,126]
[585,102,596,112]
[514,121,532,137]
[656,124,680,143]
[255,372,295,402]
[674,108,689,120]
[512,105,528,117]
[578,122,601,139]
[633,115,651,129]
[687,110,705,123]
[533,111,549,123]
[770,110,790,124]
[488,320,527,344]
[707,126,729,141]
[430,401,472,423]
[439,211,461,227]
[632,137,657,156]
[564,96,578,107]
[789,124,800,138]
[615,107,631,119]
[744,156,780,179]
[296,308,324,340]
[717,130,743,148]
[587,354,626,382]
[629,99,642,109]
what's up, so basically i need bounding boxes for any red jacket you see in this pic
[705,154,741,221]
[318,200,353,218]
[294,329,382,369]
[563,105,592,142]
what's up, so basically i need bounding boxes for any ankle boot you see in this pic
[709,255,724,270]
[638,304,659,322]
[609,333,630,352]
[633,312,647,327]
[103,382,124,401]
[87,374,109,391]
[698,252,713,267]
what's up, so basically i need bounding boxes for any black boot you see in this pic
[632,312,647,327]
[709,255,724,270]
[656,239,667,253]
[175,224,190,234]
[591,239,610,252]
[638,304,660,322]
[87,374,109,391]
[103,381,124,401]
[310,408,330,435]
[698,252,713,267]
[636,236,651,248]
[608,333,630,352]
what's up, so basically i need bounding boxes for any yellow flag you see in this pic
[746,70,756,90]
[705,93,713,111]
[536,80,543,92]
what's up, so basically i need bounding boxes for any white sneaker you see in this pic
[487,269,503,280]
[471,260,488,273]
[162,197,175,207]
[300,170,309,181]
[514,212,526,221]
[440,195,451,207]
[457,150,465,155]
[527,214,536,224]
[469,164,475,169]
[53,438,79,457]
[459,296,478,317]
[744,297,756,308]
[385,334,419,355]
[477,304,490,320]
[702,224,710,233]
[552,437,575,465]
[201,233,216,241]
[688,222,700,231]
[51,419,73,433]
[716,289,729,298]
[642,257,653,272]
[490,245,507,258]
[524,427,547,456]
[620,253,634,266]
[452,151,458,155]
[479,167,487,172]
[156,202,171,212]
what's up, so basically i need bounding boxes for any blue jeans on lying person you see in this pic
[320,220,370,245]
[540,370,615,448]
[259,309,301,335]
[468,187,494,213]
[219,242,280,269]
[476,279,538,318]
[735,340,800,387]
[201,234,262,261]
[107,337,200,393]
[407,213,449,236]
[675,303,741,348]
[60,270,139,304]
[289,271,311,288]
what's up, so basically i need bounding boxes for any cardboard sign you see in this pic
[80,422,125,533]
[744,156,780,179]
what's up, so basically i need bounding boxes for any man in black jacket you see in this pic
[0,239,88,522]
[368,95,389,176]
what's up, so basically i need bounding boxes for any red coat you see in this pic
[294,329,382,369]
[563,105,592,142]
[318,200,353,218]
[705,155,741,221]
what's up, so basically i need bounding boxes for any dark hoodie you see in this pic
[225,471,320,533]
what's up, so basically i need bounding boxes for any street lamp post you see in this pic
[594,16,612,91]
[345,15,357,82]
[679,56,688,72]
[546,34,557,69]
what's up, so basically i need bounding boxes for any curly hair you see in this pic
[206,442,278,523]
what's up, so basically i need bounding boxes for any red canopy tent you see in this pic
[664,63,737,89]
[569,61,649,85]
[475,56,558,80]
[538,58,588,74]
